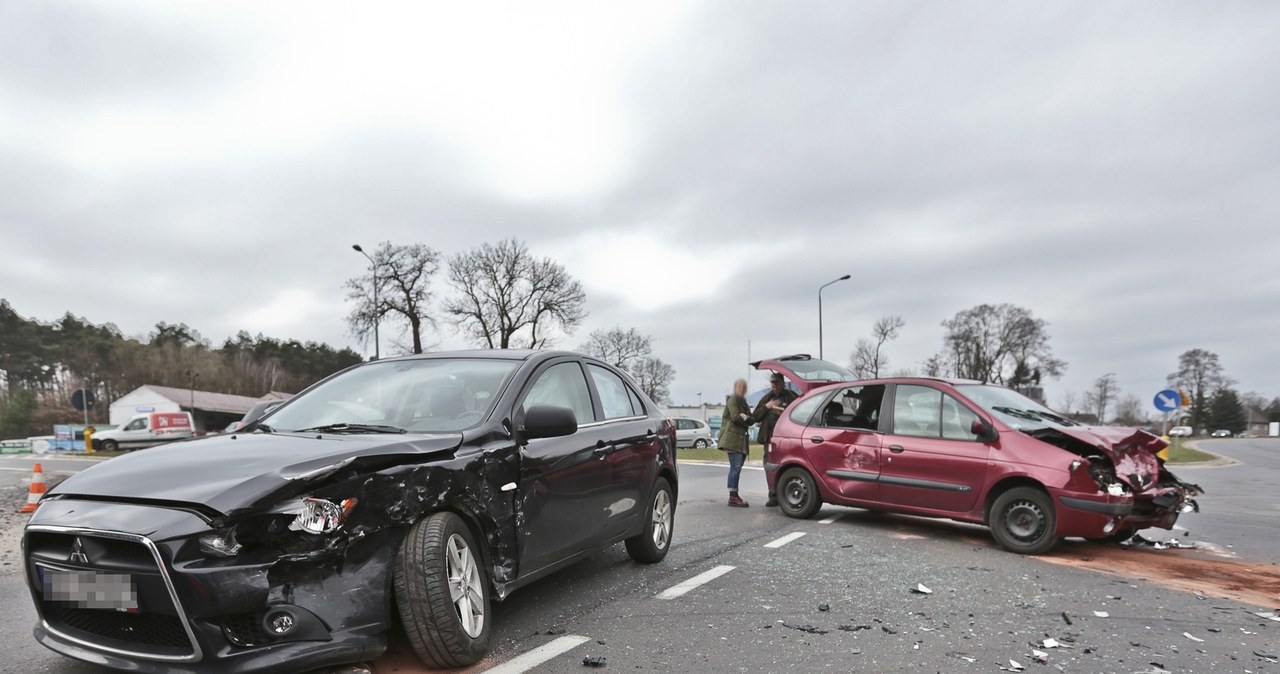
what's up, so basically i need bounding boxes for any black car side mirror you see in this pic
[522,405,578,441]
[971,418,998,443]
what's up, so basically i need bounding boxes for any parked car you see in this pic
[1169,426,1193,437]
[673,417,713,448]
[755,364,1202,555]
[24,350,678,672]
[91,411,194,451]
[223,399,288,433]
[1210,429,1232,438]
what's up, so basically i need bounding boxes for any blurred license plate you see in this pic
[39,566,138,610]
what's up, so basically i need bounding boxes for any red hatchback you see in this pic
[762,374,1203,554]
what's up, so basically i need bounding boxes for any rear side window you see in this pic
[588,364,640,420]
[788,396,825,426]
[525,362,597,424]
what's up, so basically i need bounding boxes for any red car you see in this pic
[757,362,1202,554]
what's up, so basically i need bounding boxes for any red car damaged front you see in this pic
[1021,424,1203,537]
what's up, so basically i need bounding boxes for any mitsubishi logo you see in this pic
[69,537,89,565]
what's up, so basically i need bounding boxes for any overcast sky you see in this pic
[3,1,1278,413]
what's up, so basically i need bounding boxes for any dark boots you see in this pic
[728,492,749,508]
[765,492,778,507]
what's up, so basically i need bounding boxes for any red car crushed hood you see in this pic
[1023,424,1202,514]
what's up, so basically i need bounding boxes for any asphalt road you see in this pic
[0,443,1277,673]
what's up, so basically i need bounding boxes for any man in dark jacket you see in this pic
[753,372,798,507]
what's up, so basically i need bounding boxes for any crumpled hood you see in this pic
[49,432,462,515]
[1027,425,1167,491]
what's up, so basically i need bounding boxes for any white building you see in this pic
[109,385,291,433]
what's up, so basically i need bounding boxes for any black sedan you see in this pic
[23,350,678,672]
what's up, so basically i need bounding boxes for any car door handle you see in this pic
[810,436,824,443]
[888,444,905,453]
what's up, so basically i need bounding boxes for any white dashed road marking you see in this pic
[483,635,592,674]
[656,565,736,600]
[818,513,843,524]
[763,532,807,548]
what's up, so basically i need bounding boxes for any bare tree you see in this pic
[848,315,904,379]
[445,239,587,348]
[631,357,675,404]
[940,304,1065,385]
[1085,373,1118,423]
[1056,389,1078,415]
[920,353,948,378]
[580,327,652,370]
[345,242,440,354]
[1113,393,1144,427]
[1167,348,1231,430]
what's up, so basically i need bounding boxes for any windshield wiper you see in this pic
[294,423,408,435]
[252,423,274,433]
[1024,409,1080,426]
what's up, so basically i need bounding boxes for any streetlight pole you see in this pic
[187,370,199,431]
[352,244,380,360]
[818,274,851,360]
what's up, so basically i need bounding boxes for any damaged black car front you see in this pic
[23,351,678,673]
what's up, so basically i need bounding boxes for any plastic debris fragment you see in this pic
[912,583,933,595]
[1093,611,1109,618]
[1182,632,1204,642]
[582,655,607,667]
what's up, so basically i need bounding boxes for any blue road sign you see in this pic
[1153,389,1181,413]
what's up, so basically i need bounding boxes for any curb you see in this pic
[1169,440,1240,468]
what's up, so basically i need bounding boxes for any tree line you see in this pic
[344,238,676,403]
[848,303,1276,433]
[0,299,362,439]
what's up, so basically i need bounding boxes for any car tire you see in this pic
[693,439,708,449]
[395,512,491,669]
[777,467,822,519]
[101,439,118,452]
[989,487,1058,555]
[626,477,675,563]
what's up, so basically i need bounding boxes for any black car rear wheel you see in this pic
[395,512,491,668]
[626,477,674,563]
[989,487,1058,554]
[777,468,821,519]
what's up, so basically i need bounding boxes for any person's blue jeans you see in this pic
[726,451,746,491]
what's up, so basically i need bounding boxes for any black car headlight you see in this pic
[287,497,358,535]
[199,528,243,558]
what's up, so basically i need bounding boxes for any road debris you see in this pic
[838,624,871,632]
[911,583,933,595]
[1001,658,1025,671]
[1042,638,1060,648]
[1061,611,1073,625]
[1254,611,1280,622]
[817,603,830,612]
[781,623,829,635]
[1093,611,1109,618]
[849,648,863,655]
[1254,651,1278,663]
[1031,649,1048,664]
[546,627,567,635]
[881,626,898,634]
[582,655,607,667]
[1182,632,1204,642]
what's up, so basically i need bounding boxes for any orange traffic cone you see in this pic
[19,463,46,513]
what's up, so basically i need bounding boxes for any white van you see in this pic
[93,412,194,451]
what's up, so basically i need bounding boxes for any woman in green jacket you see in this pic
[718,379,754,507]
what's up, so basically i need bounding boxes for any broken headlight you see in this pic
[199,528,243,558]
[289,497,358,535]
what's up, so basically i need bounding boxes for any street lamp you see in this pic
[352,244,380,360]
[817,274,851,360]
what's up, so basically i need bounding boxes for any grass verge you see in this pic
[1165,438,1216,464]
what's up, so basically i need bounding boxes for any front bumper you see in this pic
[25,499,392,673]
[1052,487,1182,537]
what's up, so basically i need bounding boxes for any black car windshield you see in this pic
[771,358,857,382]
[954,384,1079,431]
[265,358,518,434]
